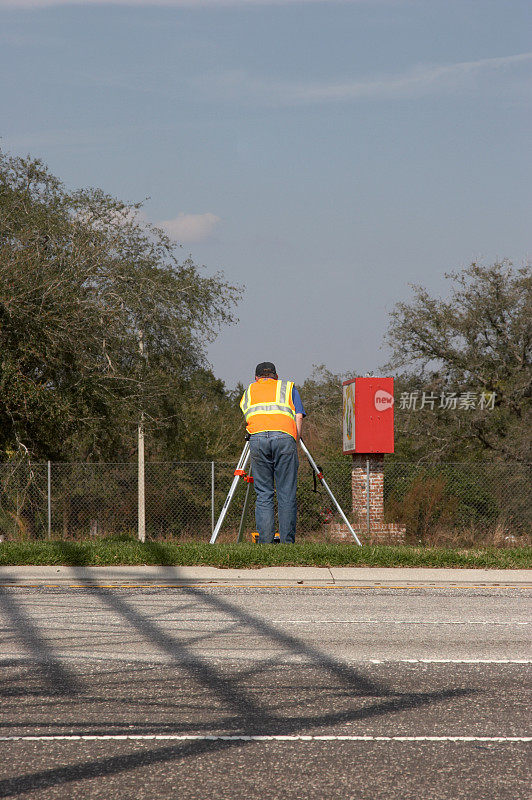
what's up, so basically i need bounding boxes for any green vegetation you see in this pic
[0,149,242,463]
[383,462,531,542]
[385,261,531,464]
[0,540,529,569]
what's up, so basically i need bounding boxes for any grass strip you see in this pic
[0,540,530,569]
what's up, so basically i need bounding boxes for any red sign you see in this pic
[342,377,394,454]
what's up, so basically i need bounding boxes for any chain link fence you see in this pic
[0,458,530,545]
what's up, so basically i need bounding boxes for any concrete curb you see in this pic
[0,565,530,587]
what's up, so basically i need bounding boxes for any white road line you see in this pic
[4,619,529,627]
[144,620,530,626]
[370,659,532,664]
[293,620,531,625]
[1,654,530,665]
[0,735,530,743]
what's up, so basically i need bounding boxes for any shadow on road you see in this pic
[0,573,475,797]
[0,587,83,697]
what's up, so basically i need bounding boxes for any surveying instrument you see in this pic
[209,437,362,545]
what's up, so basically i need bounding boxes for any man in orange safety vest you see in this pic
[240,362,306,543]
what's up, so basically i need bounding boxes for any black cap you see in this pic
[255,362,277,377]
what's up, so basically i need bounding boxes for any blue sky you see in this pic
[1,0,531,389]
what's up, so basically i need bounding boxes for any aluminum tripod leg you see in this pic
[209,442,250,544]
[237,465,253,543]
[299,439,362,546]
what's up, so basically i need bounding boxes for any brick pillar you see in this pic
[369,455,385,523]
[349,453,405,544]
[351,454,385,525]
[351,455,365,524]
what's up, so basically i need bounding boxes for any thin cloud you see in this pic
[1,0,385,8]
[159,212,221,243]
[291,52,532,103]
[208,52,532,106]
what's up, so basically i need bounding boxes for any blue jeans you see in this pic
[249,432,299,543]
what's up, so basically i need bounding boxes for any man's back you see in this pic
[240,362,305,543]
[240,377,298,439]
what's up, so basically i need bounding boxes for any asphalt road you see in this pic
[0,584,530,799]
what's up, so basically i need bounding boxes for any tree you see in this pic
[300,365,354,460]
[149,368,245,462]
[0,150,241,461]
[385,261,531,462]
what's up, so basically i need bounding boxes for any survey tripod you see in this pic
[209,437,362,545]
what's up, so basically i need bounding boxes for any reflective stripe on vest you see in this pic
[240,379,297,438]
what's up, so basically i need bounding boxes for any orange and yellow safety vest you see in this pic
[240,378,297,440]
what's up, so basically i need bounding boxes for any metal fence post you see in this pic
[138,330,146,543]
[366,457,370,536]
[138,417,145,543]
[47,460,51,539]
[211,461,215,536]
